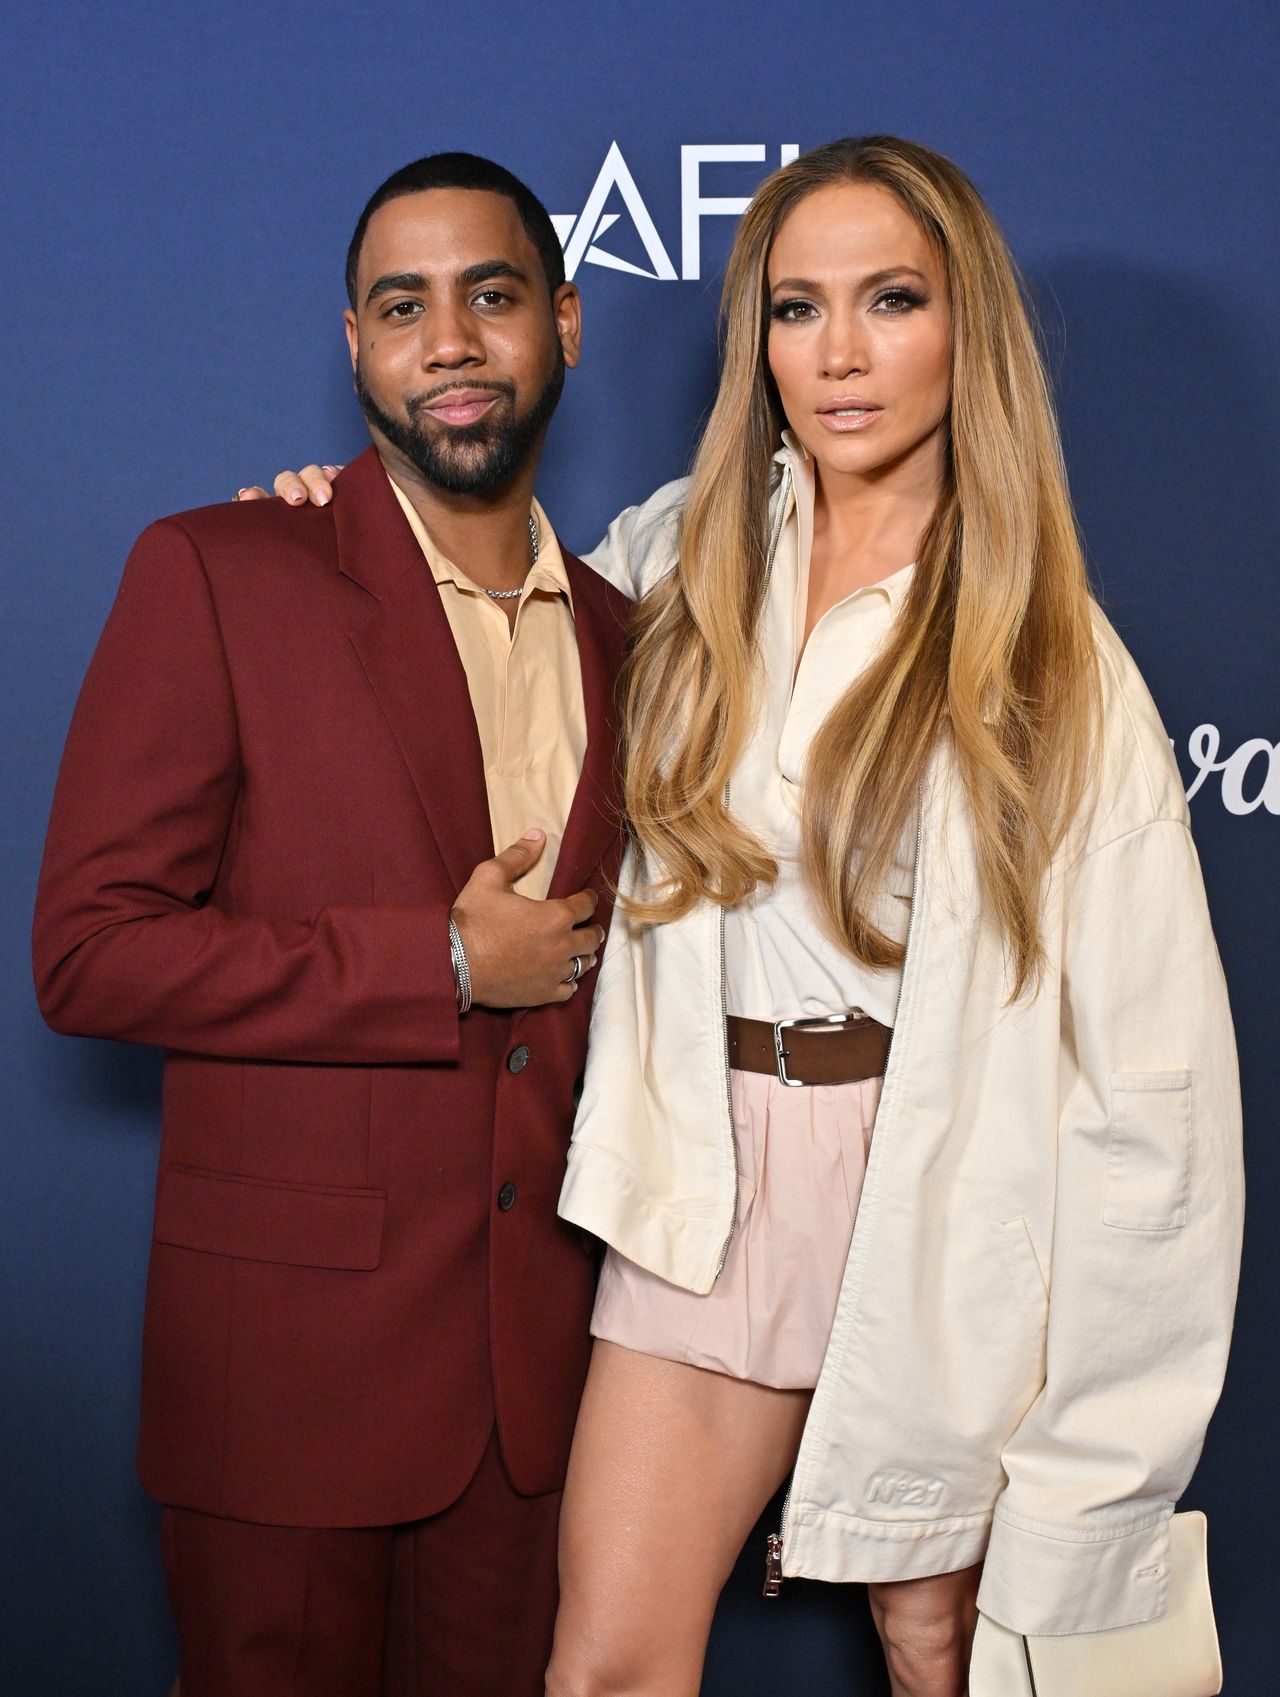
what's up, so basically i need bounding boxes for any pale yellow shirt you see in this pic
[388,476,586,899]
[723,438,916,1026]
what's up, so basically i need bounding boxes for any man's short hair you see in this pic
[346,152,566,306]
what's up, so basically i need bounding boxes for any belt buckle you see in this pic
[772,1009,867,1088]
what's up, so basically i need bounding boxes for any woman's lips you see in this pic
[815,403,884,433]
[424,392,501,426]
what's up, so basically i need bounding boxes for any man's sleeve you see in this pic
[33,519,460,1065]
[976,818,1243,1634]
[580,476,689,600]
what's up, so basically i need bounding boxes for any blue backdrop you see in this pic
[3,3,1276,1691]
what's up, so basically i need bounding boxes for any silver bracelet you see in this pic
[448,917,473,1015]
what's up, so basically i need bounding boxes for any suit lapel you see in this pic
[544,551,629,904]
[335,448,492,896]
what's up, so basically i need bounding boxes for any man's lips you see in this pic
[418,390,504,427]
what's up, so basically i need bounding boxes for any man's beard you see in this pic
[355,355,564,496]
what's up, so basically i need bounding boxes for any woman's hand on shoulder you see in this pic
[867,1562,981,1697]
[235,464,343,506]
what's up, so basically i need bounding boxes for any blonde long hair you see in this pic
[621,136,1099,997]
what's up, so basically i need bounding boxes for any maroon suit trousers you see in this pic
[162,1428,560,1696]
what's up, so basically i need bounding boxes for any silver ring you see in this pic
[564,955,583,985]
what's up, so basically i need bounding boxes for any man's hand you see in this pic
[452,831,604,1009]
[235,465,342,505]
[867,1563,981,1697]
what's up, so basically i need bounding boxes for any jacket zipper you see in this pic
[713,469,794,1285]
[763,799,928,1596]
[764,1481,791,1597]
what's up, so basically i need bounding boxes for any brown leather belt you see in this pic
[726,1011,892,1088]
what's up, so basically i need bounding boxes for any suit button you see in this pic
[507,1045,530,1074]
[497,1183,517,1211]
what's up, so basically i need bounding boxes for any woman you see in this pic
[259,138,1241,1697]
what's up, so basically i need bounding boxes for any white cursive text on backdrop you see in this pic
[1180,725,1280,815]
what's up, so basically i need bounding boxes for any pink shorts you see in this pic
[590,1068,881,1390]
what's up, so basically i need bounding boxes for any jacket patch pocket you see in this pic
[155,1165,386,1269]
[1104,1070,1192,1232]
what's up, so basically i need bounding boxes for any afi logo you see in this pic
[551,142,800,282]
[864,1471,949,1510]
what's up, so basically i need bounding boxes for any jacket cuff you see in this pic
[976,1508,1172,1635]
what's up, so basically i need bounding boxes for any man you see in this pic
[33,153,630,1696]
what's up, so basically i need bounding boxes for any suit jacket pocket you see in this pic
[1104,1069,1192,1232]
[155,1164,386,1269]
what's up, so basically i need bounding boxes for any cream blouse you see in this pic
[723,441,915,1027]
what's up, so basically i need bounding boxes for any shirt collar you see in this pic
[776,430,915,610]
[386,473,574,612]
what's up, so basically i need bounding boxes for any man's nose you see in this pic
[421,304,484,369]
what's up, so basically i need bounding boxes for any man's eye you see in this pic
[384,300,421,319]
[473,289,510,308]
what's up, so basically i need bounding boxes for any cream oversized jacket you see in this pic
[560,451,1244,1635]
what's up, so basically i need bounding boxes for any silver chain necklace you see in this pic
[484,515,540,600]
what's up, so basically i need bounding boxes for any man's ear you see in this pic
[553,283,582,370]
[343,309,359,375]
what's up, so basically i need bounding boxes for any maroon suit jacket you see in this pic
[33,446,630,1526]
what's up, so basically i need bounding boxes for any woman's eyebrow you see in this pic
[768,265,930,295]
[861,265,929,288]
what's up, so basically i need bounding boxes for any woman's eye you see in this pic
[872,287,925,315]
[771,299,817,322]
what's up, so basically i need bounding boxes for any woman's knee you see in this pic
[544,1635,635,1697]
[543,1654,626,1697]
[544,1635,698,1697]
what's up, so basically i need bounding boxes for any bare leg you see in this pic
[545,1340,811,1697]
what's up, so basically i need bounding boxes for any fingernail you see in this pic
[322,465,339,476]
[522,828,542,840]
[287,490,303,504]
[236,487,251,499]
[315,491,330,506]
